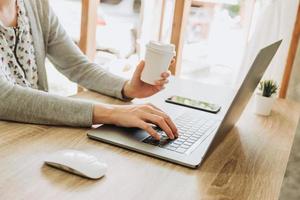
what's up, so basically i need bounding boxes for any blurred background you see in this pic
[48,0,251,95]
[48,0,297,97]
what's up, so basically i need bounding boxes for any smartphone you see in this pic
[165,96,221,113]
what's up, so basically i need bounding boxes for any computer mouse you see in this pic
[44,149,107,179]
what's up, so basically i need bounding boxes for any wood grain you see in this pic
[0,91,299,200]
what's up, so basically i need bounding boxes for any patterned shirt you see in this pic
[0,0,38,89]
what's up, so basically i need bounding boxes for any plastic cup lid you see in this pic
[147,41,176,54]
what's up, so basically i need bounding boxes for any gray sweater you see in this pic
[0,0,127,127]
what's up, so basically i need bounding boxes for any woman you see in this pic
[0,0,177,140]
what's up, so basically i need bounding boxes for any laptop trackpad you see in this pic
[122,127,149,141]
[98,125,149,142]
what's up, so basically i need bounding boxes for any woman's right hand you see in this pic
[93,103,178,140]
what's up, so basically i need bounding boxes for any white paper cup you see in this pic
[141,41,176,85]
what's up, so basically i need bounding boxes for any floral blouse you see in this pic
[0,0,38,89]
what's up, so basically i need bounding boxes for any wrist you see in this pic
[122,81,135,99]
[92,104,115,124]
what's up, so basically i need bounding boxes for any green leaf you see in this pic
[258,79,278,97]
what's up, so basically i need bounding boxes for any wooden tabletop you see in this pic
[0,87,299,200]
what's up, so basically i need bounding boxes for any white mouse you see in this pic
[44,149,107,179]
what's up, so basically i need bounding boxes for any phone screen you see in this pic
[166,96,221,113]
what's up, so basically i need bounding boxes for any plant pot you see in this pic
[254,94,276,116]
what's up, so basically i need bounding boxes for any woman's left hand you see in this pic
[123,60,174,99]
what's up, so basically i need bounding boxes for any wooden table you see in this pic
[0,80,299,200]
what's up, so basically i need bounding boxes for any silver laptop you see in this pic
[88,40,282,168]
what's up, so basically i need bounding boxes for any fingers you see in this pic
[157,70,171,88]
[138,121,160,140]
[169,58,176,71]
[147,106,178,138]
[147,104,178,137]
[143,104,178,138]
[115,103,178,140]
[155,79,169,86]
[156,71,171,87]
[154,64,172,88]
[161,115,178,138]
[171,58,175,64]
[161,71,171,79]
[133,60,145,79]
[141,112,175,140]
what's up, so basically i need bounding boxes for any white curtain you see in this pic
[236,0,299,90]
[137,0,175,58]
[138,0,164,58]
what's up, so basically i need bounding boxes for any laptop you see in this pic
[87,40,282,168]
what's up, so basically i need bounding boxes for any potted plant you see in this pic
[255,79,278,116]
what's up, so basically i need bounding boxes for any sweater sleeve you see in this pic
[0,76,94,127]
[45,2,128,100]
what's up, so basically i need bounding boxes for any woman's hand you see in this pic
[123,60,175,99]
[93,103,178,140]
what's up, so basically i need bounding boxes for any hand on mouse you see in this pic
[122,59,175,99]
[93,103,178,140]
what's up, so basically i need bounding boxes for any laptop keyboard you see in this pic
[142,113,219,154]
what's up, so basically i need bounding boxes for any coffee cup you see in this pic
[141,41,176,85]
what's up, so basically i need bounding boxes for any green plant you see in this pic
[258,80,278,97]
